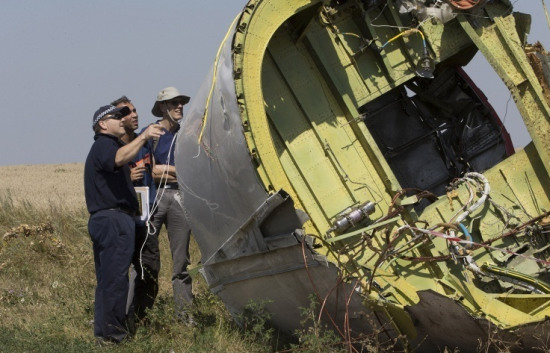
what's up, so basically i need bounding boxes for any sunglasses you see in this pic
[166,99,185,106]
[103,113,124,121]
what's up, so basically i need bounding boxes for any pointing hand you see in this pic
[142,124,165,140]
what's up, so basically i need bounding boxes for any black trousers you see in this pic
[127,222,160,322]
[88,210,135,342]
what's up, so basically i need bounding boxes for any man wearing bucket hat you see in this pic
[84,104,164,344]
[142,86,195,323]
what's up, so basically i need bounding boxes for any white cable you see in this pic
[455,172,490,223]
[138,126,179,280]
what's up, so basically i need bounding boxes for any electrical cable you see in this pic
[299,236,358,352]
[458,223,473,248]
[197,14,241,145]
[137,126,179,280]
[379,28,426,51]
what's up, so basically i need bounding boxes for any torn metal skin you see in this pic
[175,0,550,351]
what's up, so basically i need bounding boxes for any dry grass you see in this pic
[0,162,196,313]
[0,163,274,352]
[0,163,85,210]
[2,163,546,352]
[0,162,196,307]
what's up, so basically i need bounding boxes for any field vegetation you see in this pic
[0,163,85,210]
[0,163,346,353]
[1,163,541,352]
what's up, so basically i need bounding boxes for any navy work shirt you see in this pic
[145,122,179,166]
[84,133,139,214]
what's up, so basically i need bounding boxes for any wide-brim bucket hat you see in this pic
[151,86,190,117]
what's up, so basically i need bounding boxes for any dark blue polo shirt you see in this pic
[146,122,179,166]
[84,133,139,214]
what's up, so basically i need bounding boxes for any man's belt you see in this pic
[107,207,137,217]
[157,183,178,190]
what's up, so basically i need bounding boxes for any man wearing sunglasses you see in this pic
[141,86,195,324]
[110,95,159,326]
[84,104,164,345]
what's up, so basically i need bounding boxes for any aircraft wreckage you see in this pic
[174,0,550,351]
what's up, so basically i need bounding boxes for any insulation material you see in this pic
[527,42,550,108]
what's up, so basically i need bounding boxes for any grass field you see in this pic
[1,163,528,352]
[0,163,286,353]
[0,163,86,210]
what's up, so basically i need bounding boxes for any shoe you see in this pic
[176,312,197,327]
[95,337,118,347]
[186,314,197,327]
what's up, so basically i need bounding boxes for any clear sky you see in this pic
[0,0,548,166]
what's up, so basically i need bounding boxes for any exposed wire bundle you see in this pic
[320,169,550,300]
